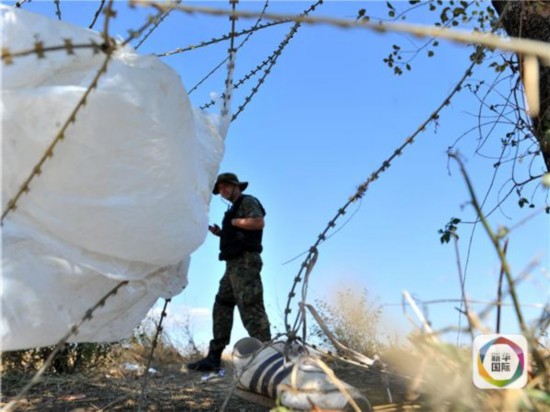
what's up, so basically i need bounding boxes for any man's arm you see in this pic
[231,217,264,231]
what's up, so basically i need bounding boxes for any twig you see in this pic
[450,153,547,375]
[302,303,376,367]
[496,239,509,333]
[451,231,475,341]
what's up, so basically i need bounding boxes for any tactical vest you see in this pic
[219,195,265,261]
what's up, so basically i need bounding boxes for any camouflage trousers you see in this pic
[209,251,271,353]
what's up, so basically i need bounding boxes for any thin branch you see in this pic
[450,152,547,375]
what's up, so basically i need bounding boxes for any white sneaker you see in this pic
[232,337,371,411]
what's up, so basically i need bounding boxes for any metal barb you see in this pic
[138,298,172,412]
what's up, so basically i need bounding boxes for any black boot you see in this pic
[187,349,222,372]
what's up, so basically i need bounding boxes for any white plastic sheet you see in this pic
[1,5,227,350]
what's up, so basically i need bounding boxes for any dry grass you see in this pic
[0,340,413,411]
[2,339,548,411]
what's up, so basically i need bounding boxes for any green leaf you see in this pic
[428,50,434,57]
[453,7,465,16]
[441,7,450,23]
[518,197,528,208]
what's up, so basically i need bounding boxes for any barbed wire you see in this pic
[198,53,271,109]
[133,1,550,64]
[3,1,548,409]
[138,298,171,412]
[1,40,109,64]
[199,0,322,111]
[383,298,546,309]
[200,0,324,120]
[189,0,269,99]
[134,0,182,50]
[136,0,245,401]
[135,0,549,123]
[1,2,118,225]
[121,5,174,47]
[88,0,105,29]
[14,0,29,8]
[156,19,289,57]
[1,280,129,412]
[221,0,237,118]
[283,58,478,337]
[53,0,61,21]
[231,0,322,122]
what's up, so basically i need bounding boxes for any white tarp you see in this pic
[1,5,227,350]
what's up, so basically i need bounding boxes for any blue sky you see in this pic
[6,1,548,352]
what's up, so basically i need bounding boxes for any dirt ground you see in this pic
[0,355,411,411]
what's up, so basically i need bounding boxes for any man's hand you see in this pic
[208,224,221,236]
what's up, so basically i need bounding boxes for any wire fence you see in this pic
[1,0,548,410]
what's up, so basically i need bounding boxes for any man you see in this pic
[187,173,271,372]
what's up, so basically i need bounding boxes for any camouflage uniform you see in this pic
[209,195,271,354]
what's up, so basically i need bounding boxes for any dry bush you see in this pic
[0,342,114,375]
[310,287,386,356]
[394,333,549,411]
[306,284,549,411]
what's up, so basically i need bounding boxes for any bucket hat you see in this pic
[213,173,248,194]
